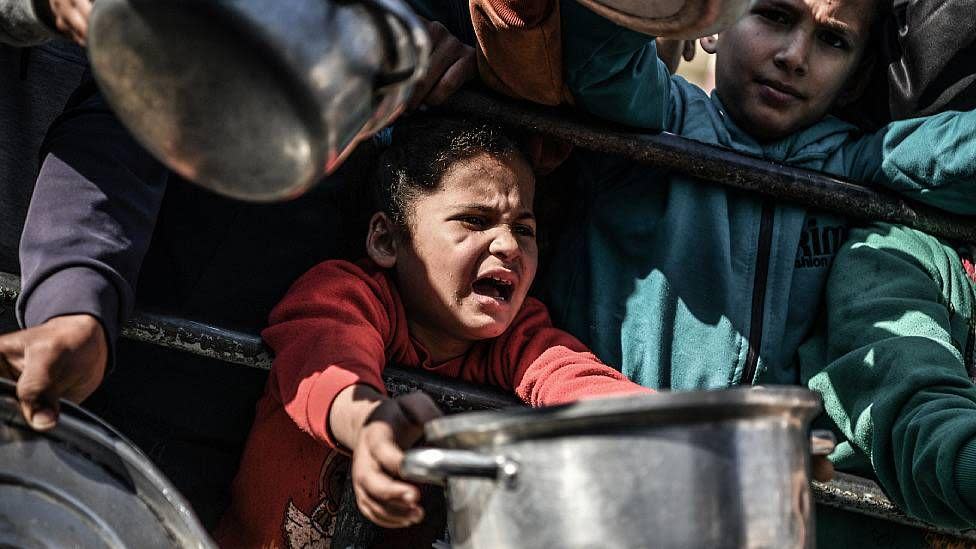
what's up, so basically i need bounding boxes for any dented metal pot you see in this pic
[0,380,213,548]
[403,387,824,549]
[87,0,429,202]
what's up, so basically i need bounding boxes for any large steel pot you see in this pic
[0,380,214,548]
[87,0,429,202]
[403,387,824,549]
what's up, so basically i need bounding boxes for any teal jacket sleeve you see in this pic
[808,223,976,528]
[842,110,976,214]
[560,0,672,130]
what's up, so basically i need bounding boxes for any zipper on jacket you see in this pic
[741,201,774,385]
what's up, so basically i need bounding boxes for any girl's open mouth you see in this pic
[472,276,515,302]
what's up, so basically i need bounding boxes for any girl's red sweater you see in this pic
[215,260,649,548]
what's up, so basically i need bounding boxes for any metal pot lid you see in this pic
[0,380,214,548]
[424,386,821,448]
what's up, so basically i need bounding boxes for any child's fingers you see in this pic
[354,461,424,527]
[356,488,422,529]
[361,458,421,506]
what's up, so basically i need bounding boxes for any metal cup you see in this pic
[87,0,430,201]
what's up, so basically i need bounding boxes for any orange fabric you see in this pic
[215,259,649,548]
[470,0,569,106]
[469,0,575,172]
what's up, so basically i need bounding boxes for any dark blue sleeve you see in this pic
[15,75,168,350]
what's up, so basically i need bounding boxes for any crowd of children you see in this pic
[5,0,976,546]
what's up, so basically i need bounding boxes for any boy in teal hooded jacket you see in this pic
[537,0,976,397]
[542,3,976,542]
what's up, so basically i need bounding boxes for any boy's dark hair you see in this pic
[372,115,522,229]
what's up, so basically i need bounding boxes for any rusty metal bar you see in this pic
[441,90,976,243]
[2,274,975,541]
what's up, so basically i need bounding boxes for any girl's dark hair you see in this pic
[372,115,522,229]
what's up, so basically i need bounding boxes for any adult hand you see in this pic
[0,314,107,430]
[407,19,478,110]
[655,38,698,74]
[48,0,93,45]
[350,392,442,528]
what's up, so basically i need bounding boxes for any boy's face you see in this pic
[394,151,538,354]
[713,0,876,141]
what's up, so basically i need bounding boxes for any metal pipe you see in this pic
[440,90,976,243]
[3,270,975,541]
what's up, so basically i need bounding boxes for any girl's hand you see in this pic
[349,392,442,528]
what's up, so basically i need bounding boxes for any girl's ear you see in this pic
[699,34,719,54]
[366,212,399,269]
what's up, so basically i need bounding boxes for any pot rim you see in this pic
[425,386,821,446]
[0,379,214,548]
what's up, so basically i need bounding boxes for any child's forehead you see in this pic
[437,152,535,197]
[800,0,877,32]
[758,0,876,38]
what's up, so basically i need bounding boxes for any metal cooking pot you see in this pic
[403,387,825,549]
[574,0,749,38]
[0,380,214,548]
[87,0,429,202]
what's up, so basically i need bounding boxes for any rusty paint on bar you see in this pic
[2,199,975,543]
[440,90,976,243]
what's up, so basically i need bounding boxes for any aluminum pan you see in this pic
[424,386,821,447]
[0,379,214,548]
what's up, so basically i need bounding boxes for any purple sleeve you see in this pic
[15,78,167,349]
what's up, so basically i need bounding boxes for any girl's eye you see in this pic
[757,9,791,25]
[458,216,487,228]
[514,224,536,237]
[818,31,849,50]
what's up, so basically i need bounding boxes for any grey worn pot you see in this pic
[88,0,429,202]
[0,379,213,548]
[403,387,823,549]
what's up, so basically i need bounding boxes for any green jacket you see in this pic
[799,223,976,530]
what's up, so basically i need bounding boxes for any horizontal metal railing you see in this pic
[2,273,974,542]
[442,90,976,243]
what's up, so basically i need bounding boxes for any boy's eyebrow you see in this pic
[765,0,859,42]
[819,18,857,41]
[454,203,537,221]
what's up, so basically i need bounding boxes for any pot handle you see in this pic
[401,448,519,488]
[810,429,836,456]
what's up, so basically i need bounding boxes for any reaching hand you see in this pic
[407,19,478,110]
[350,392,443,528]
[0,314,107,430]
[48,0,93,45]
[655,38,698,74]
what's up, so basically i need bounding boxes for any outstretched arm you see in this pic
[845,109,976,215]
[807,223,976,528]
[561,0,674,130]
[494,298,652,406]
[0,80,166,430]
[263,261,438,529]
